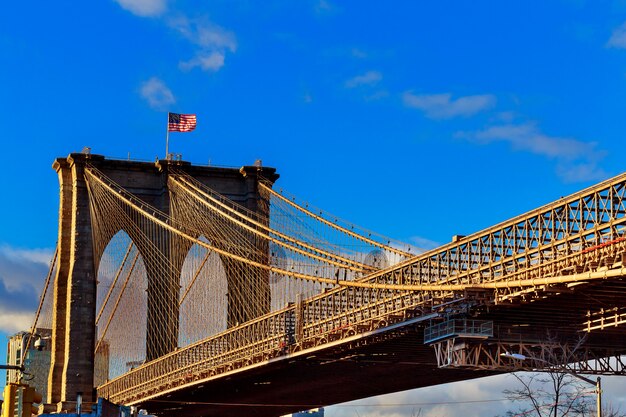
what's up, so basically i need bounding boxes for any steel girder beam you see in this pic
[430,338,626,376]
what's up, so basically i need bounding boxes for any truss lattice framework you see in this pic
[431,339,626,376]
[362,171,626,296]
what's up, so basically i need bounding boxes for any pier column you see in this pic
[49,153,103,412]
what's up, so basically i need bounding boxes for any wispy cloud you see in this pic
[168,16,237,52]
[457,122,607,182]
[408,236,441,251]
[329,372,626,417]
[607,22,626,48]
[114,2,236,74]
[364,90,389,101]
[179,51,225,72]
[555,161,608,183]
[140,77,175,110]
[331,375,512,417]
[403,92,496,119]
[315,0,335,14]
[0,245,52,293]
[0,244,53,333]
[113,0,167,17]
[168,16,237,72]
[0,309,35,334]
[345,70,382,88]
[351,48,367,58]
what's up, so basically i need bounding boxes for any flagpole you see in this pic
[165,112,170,159]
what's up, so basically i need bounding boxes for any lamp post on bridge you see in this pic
[500,352,602,417]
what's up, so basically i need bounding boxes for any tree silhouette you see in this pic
[499,372,623,417]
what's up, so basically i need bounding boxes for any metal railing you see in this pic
[424,319,494,344]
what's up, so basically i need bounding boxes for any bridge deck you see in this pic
[138,327,496,417]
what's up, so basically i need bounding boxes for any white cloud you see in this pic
[330,376,512,417]
[113,3,236,74]
[458,122,607,182]
[0,245,53,293]
[607,22,626,48]
[469,123,592,158]
[0,308,34,334]
[0,245,52,265]
[0,244,53,333]
[168,16,237,52]
[408,236,441,251]
[345,71,382,88]
[364,90,390,101]
[403,92,496,119]
[179,51,225,72]
[140,77,176,110]
[556,161,607,183]
[492,111,517,123]
[113,0,167,17]
[327,372,626,417]
[467,123,599,159]
[168,16,237,73]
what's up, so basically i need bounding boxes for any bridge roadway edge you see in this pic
[133,318,498,417]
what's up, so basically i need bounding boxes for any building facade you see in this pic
[5,329,52,401]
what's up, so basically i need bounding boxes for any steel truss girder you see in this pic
[431,338,626,376]
[385,175,626,291]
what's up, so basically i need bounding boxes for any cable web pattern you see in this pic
[81,165,411,384]
[259,179,414,268]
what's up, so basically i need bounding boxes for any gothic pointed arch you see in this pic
[179,235,228,346]
[94,230,148,383]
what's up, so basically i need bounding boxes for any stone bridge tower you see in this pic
[47,153,278,412]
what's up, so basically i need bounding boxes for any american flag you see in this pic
[168,113,197,132]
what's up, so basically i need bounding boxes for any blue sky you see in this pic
[2,0,626,414]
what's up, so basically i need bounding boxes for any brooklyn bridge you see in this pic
[23,152,626,416]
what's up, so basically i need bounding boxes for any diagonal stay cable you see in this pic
[95,251,139,353]
[22,244,58,363]
[96,241,135,325]
[259,180,412,257]
[172,169,372,261]
[178,248,211,307]
[170,173,376,272]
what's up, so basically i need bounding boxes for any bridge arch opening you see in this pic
[364,249,388,269]
[179,235,228,346]
[95,230,148,384]
[268,242,329,311]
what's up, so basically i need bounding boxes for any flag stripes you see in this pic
[168,113,197,132]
